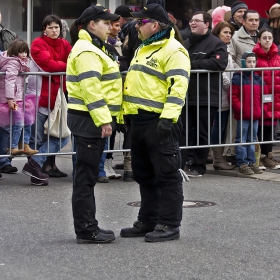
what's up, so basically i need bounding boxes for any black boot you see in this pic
[120,221,154,237]
[145,224,180,242]
[76,228,115,244]
[123,171,134,182]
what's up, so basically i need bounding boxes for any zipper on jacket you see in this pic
[146,47,162,59]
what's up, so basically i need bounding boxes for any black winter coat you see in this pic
[184,30,228,107]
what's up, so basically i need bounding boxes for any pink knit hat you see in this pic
[212,6,231,28]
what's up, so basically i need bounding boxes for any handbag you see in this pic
[44,88,71,138]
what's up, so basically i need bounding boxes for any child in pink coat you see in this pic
[0,39,37,156]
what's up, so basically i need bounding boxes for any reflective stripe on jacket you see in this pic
[123,29,190,123]
[66,29,122,127]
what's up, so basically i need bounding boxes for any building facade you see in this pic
[0,0,278,45]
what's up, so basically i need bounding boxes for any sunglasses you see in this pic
[136,19,154,26]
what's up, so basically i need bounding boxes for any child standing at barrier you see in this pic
[230,51,263,175]
[0,39,38,156]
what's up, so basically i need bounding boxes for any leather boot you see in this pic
[120,221,155,237]
[23,144,39,155]
[212,147,235,170]
[7,148,24,156]
[145,224,180,242]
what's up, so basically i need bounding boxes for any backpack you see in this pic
[0,24,16,51]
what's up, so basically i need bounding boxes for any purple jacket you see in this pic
[0,51,29,103]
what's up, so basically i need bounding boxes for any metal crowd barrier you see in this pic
[0,68,280,159]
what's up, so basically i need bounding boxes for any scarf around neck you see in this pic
[141,26,172,47]
[107,36,118,46]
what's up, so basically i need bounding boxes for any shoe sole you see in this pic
[31,181,48,186]
[76,236,115,244]
[145,234,180,242]
[111,175,122,179]
[120,232,149,237]
[44,171,63,178]
[0,170,17,173]
[258,166,266,170]
[10,151,24,156]
[120,228,154,237]
[23,152,39,155]
[187,174,203,178]
[123,177,134,182]
[22,170,48,180]
[239,172,254,175]
[267,165,280,169]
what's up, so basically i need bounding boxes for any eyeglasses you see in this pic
[136,19,154,26]
[189,19,204,24]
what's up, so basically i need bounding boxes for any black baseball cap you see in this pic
[131,3,170,23]
[114,6,133,18]
[75,5,120,25]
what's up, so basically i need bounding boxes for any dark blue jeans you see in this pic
[29,112,69,167]
[235,120,258,166]
[3,123,23,149]
[0,127,11,169]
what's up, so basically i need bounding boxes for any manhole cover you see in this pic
[127,200,216,208]
[182,200,216,208]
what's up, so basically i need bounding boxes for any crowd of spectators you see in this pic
[1,0,280,183]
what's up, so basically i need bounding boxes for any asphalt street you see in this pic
[0,154,279,280]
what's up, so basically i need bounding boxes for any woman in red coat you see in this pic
[22,15,72,185]
[253,28,280,169]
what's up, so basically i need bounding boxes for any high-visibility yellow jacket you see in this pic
[66,29,122,127]
[123,29,190,123]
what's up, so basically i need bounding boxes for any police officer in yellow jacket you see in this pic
[66,5,122,244]
[120,4,190,242]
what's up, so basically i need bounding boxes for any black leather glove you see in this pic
[116,123,128,134]
[155,118,173,139]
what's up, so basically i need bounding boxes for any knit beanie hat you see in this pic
[268,4,280,19]
[241,51,257,68]
[231,1,248,17]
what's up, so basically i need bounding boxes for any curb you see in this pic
[206,165,280,182]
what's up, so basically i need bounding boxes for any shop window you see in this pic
[166,0,212,30]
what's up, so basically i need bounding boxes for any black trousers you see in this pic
[180,105,217,175]
[131,119,184,228]
[72,135,106,238]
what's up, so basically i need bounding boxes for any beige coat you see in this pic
[228,26,256,68]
